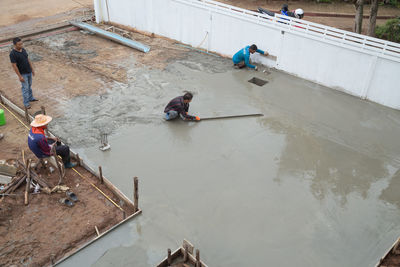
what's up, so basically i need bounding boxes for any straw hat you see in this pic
[30,114,52,127]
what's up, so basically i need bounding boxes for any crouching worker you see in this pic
[28,114,77,168]
[164,92,200,121]
[232,44,268,71]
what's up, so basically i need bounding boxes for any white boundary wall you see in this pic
[94,0,400,109]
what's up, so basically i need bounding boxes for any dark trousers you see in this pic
[56,145,71,164]
[48,140,71,164]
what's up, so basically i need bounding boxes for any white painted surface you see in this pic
[94,0,400,109]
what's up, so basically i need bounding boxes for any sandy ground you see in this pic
[218,0,400,33]
[0,0,93,27]
[0,104,134,266]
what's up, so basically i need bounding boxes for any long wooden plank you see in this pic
[201,113,263,121]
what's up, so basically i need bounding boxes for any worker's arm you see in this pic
[11,63,24,82]
[179,107,196,120]
[244,53,256,69]
[258,49,269,57]
[28,59,35,76]
[38,137,52,156]
[256,49,265,55]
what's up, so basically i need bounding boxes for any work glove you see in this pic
[195,116,200,121]
[254,66,258,71]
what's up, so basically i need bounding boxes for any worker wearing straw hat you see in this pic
[28,114,76,168]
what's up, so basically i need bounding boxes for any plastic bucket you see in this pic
[0,109,5,126]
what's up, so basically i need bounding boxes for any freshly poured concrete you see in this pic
[56,51,400,267]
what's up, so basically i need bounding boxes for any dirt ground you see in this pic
[0,104,135,266]
[218,0,400,33]
[378,243,400,267]
[0,0,92,27]
[0,25,190,119]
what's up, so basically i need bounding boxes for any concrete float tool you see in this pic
[200,113,263,121]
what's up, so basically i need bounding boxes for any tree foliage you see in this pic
[375,18,400,42]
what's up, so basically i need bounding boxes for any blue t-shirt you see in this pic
[28,128,51,158]
[232,46,264,69]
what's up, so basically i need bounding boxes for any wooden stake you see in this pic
[195,249,200,267]
[76,154,81,166]
[183,245,188,262]
[98,166,104,184]
[22,150,25,167]
[24,106,30,123]
[40,106,49,135]
[24,159,31,205]
[167,249,172,265]
[95,226,100,237]
[133,176,139,212]
[51,146,64,185]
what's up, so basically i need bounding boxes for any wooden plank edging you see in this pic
[53,209,142,266]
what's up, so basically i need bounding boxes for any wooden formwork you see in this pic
[157,240,208,267]
[376,236,400,267]
[0,92,142,265]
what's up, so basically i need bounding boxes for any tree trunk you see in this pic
[368,0,379,37]
[354,0,364,34]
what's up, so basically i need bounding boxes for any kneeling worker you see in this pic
[232,44,268,70]
[28,114,77,168]
[164,92,200,121]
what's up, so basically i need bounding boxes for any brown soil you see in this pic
[0,0,93,27]
[218,0,400,34]
[0,104,135,266]
[378,242,400,267]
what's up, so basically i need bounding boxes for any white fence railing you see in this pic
[94,0,400,109]
[176,0,400,62]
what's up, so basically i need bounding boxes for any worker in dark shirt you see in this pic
[164,92,200,121]
[9,37,38,109]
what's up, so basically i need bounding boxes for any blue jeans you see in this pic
[165,110,178,120]
[21,73,34,107]
[165,111,186,120]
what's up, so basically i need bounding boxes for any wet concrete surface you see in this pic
[55,50,400,267]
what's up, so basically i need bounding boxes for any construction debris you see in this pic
[0,160,17,176]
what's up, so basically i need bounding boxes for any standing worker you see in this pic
[164,92,200,121]
[9,37,38,109]
[28,114,77,168]
[232,44,268,70]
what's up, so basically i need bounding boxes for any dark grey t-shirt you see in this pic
[9,48,32,74]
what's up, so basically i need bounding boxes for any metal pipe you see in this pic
[200,113,263,120]
[70,21,150,53]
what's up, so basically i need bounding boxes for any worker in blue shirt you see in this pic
[232,44,268,71]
